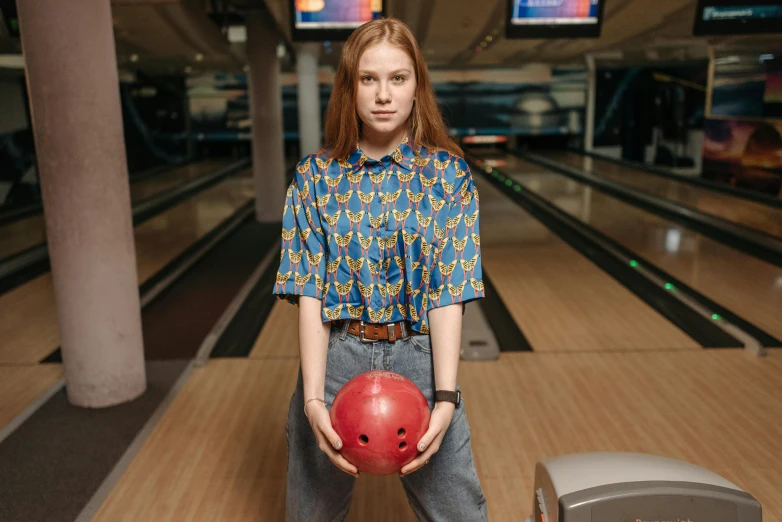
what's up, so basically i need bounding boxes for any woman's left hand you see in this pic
[399,402,456,476]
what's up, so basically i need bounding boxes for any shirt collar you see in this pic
[348,134,419,171]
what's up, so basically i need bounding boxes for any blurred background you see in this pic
[1,1,781,521]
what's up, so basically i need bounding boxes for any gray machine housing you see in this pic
[533,452,762,522]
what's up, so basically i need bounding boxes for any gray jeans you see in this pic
[285,320,488,522]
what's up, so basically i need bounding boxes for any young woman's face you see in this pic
[356,41,417,141]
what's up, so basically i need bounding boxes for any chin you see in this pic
[364,119,406,137]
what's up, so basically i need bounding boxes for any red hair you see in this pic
[323,17,462,160]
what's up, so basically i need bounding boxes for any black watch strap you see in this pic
[435,390,461,407]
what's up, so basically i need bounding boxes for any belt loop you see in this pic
[339,319,349,340]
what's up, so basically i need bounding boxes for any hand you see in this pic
[305,401,359,478]
[399,402,456,476]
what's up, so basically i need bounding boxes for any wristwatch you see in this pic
[434,389,461,407]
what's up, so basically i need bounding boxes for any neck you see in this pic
[359,126,408,160]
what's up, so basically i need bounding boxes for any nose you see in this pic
[376,83,391,103]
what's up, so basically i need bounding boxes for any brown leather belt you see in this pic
[334,319,420,343]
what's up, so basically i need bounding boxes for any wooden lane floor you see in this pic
[79,164,781,521]
[0,159,230,261]
[248,299,299,359]
[128,159,228,202]
[473,168,700,352]
[539,150,782,238]
[500,154,782,343]
[0,170,253,365]
[0,364,62,431]
[87,344,782,521]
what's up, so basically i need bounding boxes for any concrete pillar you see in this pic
[17,0,146,408]
[246,12,286,223]
[584,53,597,152]
[296,42,322,156]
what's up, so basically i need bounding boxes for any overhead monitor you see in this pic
[291,0,385,42]
[693,0,782,35]
[505,0,605,39]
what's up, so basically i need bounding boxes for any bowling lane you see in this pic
[85,346,782,520]
[0,364,63,431]
[497,153,782,343]
[0,170,254,364]
[250,300,299,359]
[129,159,229,201]
[472,165,700,352]
[538,150,782,238]
[0,159,230,261]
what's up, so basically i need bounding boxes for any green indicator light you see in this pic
[711,314,722,321]
[629,260,639,268]
[514,184,521,191]
[505,179,513,186]
[664,283,675,291]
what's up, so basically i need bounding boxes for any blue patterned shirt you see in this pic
[272,135,484,334]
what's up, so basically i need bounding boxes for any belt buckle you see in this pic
[359,321,378,343]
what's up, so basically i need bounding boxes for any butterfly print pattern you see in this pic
[272,135,484,334]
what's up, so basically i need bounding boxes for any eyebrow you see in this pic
[358,69,413,75]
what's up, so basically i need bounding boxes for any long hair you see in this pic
[323,17,462,160]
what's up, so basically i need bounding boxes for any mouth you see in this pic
[372,111,396,115]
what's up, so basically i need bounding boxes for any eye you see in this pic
[361,75,374,83]
[393,75,405,82]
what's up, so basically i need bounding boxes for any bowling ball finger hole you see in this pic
[398,428,406,437]
[359,435,369,445]
[399,442,407,450]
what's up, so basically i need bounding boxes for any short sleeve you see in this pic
[273,157,328,305]
[427,156,485,311]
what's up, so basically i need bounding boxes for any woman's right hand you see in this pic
[305,401,359,478]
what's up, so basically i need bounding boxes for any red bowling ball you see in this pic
[330,370,431,476]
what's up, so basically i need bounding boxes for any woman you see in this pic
[274,16,488,522]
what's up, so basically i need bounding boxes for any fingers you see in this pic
[314,423,359,478]
[400,405,455,476]
[320,422,343,452]
[317,435,359,476]
[415,427,438,454]
[399,425,442,477]
[400,438,441,476]
[400,444,438,476]
[329,449,360,478]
